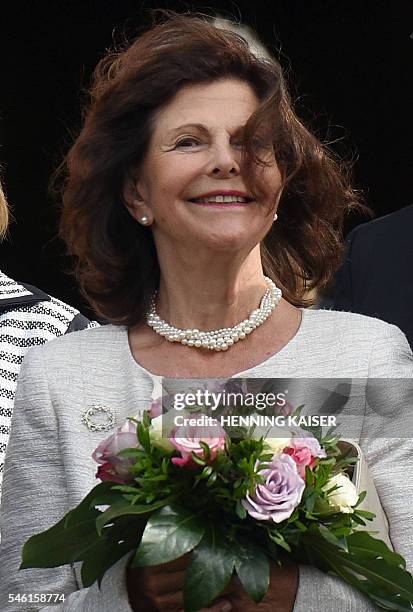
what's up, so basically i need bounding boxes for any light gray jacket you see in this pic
[0,309,412,611]
[0,270,96,499]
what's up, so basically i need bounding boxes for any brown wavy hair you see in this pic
[58,12,366,325]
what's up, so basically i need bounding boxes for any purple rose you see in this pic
[242,454,305,523]
[92,420,139,483]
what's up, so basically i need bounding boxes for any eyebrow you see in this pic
[167,123,210,137]
[167,122,246,138]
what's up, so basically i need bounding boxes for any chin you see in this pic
[194,228,260,253]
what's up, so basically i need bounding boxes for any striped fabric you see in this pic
[0,271,97,498]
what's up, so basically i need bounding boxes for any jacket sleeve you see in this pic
[294,327,413,611]
[293,436,412,611]
[0,346,133,612]
[294,437,412,611]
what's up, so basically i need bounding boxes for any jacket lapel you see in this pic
[0,271,51,308]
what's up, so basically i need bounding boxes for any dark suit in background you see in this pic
[328,204,413,349]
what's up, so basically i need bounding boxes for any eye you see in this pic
[175,137,201,149]
[230,137,272,151]
[251,137,272,150]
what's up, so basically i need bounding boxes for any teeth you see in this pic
[192,195,249,203]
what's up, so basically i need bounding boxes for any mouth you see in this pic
[187,192,255,207]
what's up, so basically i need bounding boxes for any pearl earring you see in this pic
[273,212,278,222]
[140,215,150,226]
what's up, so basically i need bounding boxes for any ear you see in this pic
[123,173,154,227]
[275,187,283,208]
[268,186,283,221]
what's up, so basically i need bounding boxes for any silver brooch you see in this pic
[82,405,116,432]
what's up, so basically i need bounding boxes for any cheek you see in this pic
[150,159,199,202]
[264,164,283,194]
[250,161,282,202]
[261,167,282,202]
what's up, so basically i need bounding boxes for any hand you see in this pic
[127,554,232,612]
[224,558,298,612]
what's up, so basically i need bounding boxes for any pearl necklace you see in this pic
[146,277,282,352]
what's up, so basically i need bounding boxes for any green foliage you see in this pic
[21,511,100,570]
[80,515,145,587]
[131,505,205,567]
[21,412,413,611]
[95,498,173,535]
[301,527,413,610]
[21,482,122,569]
[234,540,270,603]
[184,523,235,611]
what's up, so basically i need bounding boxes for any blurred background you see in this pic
[0,0,412,316]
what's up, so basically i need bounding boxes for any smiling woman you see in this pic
[0,11,412,612]
[57,12,363,328]
[124,79,282,254]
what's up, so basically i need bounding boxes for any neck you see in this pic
[154,245,269,331]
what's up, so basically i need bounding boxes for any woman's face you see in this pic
[131,78,282,254]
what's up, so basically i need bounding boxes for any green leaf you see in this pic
[21,481,127,570]
[137,421,151,452]
[117,448,141,457]
[131,505,205,567]
[190,452,206,466]
[234,540,269,603]
[80,537,113,586]
[96,498,171,535]
[347,532,406,569]
[302,527,413,609]
[235,500,247,520]
[319,525,348,551]
[355,510,375,520]
[184,524,235,611]
[66,481,123,527]
[206,472,218,487]
[267,530,291,553]
[111,485,141,494]
[295,520,307,532]
[354,490,367,507]
[350,514,367,526]
[21,512,100,569]
[201,466,213,479]
[305,491,316,512]
[199,441,211,462]
[80,516,145,587]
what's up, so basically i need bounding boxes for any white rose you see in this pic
[252,425,291,455]
[323,473,358,514]
[149,412,176,452]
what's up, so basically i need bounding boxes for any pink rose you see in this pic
[92,420,139,483]
[283,435,326,479]
[289,434,327,459]
[170,415,226,467]
[149,398,162,419]
[283,446,314,479]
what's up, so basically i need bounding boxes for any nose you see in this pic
[208,142,241,178]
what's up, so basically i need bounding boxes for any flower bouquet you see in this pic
[21,401,413,611]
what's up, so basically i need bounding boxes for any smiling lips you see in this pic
[188,191,254,206]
